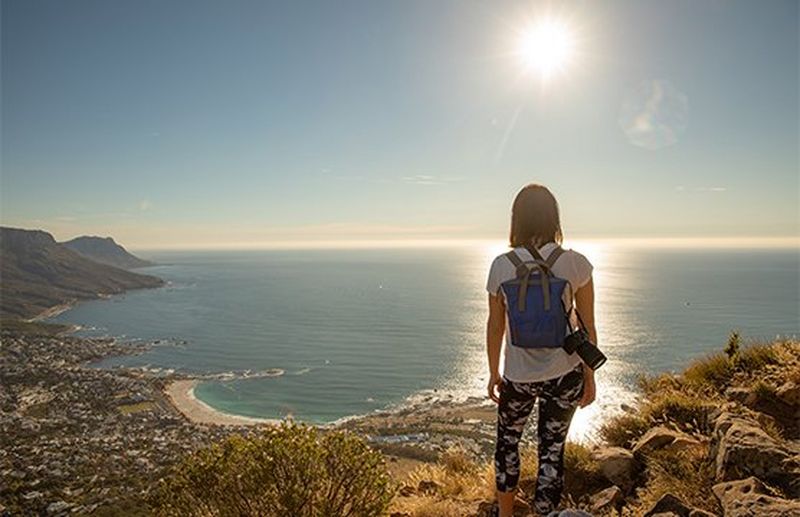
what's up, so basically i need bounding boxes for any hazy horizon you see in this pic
[2,0,798,248]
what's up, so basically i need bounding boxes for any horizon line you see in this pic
[128,236,800,252]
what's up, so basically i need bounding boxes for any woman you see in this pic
[485,184,597,516]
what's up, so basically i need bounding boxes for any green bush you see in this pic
[152,422,394,517]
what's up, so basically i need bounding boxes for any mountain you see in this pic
[62,235,154,269]
[0,227,164,320]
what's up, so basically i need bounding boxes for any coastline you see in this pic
[165,379,279,426]
[30,300,76,321]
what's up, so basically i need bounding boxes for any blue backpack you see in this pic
[500,245,572,349]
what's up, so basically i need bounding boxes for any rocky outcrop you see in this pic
[710,412,800,497]
[712,476,800,516]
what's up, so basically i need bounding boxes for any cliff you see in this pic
[0,227,164,320]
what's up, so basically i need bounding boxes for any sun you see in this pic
[517,18,575,81]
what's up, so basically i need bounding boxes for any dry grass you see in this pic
[406,447,493,502]
[393,497,472,517]
[599,413,652,448]
[683,340,785,391]
[563,442,607,499]
[684,353,735,390]
[631,443,720,515]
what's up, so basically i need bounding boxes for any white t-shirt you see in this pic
[485,242,593,382]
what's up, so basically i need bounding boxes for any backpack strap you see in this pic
[545,246,565,269]
[507,247,553,312]
[504,249,529,278]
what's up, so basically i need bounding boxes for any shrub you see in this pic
[599,413,651,448]
[724,331,741,359]
[734,342,780,371]
[152,422,394,517]
[683,352,734,390]
[642,390,714,434]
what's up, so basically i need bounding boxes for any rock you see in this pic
[663,435,701,455]
[776,381,800,407]
[633,426,698,457]
[592,446,639,492]
[416,479,441,494]
[46,500,71,515]
[712,476,800,516]
[710,412,800,496]
[590,485,624,513]
[724,387,751,404]
[643,493,693,517]
[474,501,495,517]
[687,509,716,517]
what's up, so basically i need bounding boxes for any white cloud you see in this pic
[400,175,464,186]
[675,186,727,193]
[139,199,153,211]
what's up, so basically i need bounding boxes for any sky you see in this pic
[1,0,798,249]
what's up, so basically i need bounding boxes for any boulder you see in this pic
[592,446,639,492]
[642,493,692,517]
[663,435,702,455]
[633,426,699,457]
[710,412,800,495]
[633,426,680,456]
[712,476,800,517]
[590,485,624,513]
[776,381,800,407]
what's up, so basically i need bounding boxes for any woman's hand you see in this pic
[578,367,596,408]
[487,372,503,404]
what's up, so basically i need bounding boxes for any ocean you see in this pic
[48,241,800,440]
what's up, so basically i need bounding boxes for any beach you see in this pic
[165,379,279,426]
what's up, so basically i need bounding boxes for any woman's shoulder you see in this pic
[556,246,594,287]
[559,246,592,265]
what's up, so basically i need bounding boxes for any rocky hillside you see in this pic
[61,235,154,269]
[387,336,800,516]
[0,227,164,320]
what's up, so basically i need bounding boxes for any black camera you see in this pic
[563,329,607,370]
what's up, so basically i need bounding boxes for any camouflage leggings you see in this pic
[494,365,584,515]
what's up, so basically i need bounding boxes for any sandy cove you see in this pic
[165,379,279,426]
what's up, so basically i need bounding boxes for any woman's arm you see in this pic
[575,277,597,408]
[486,293,506,403]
